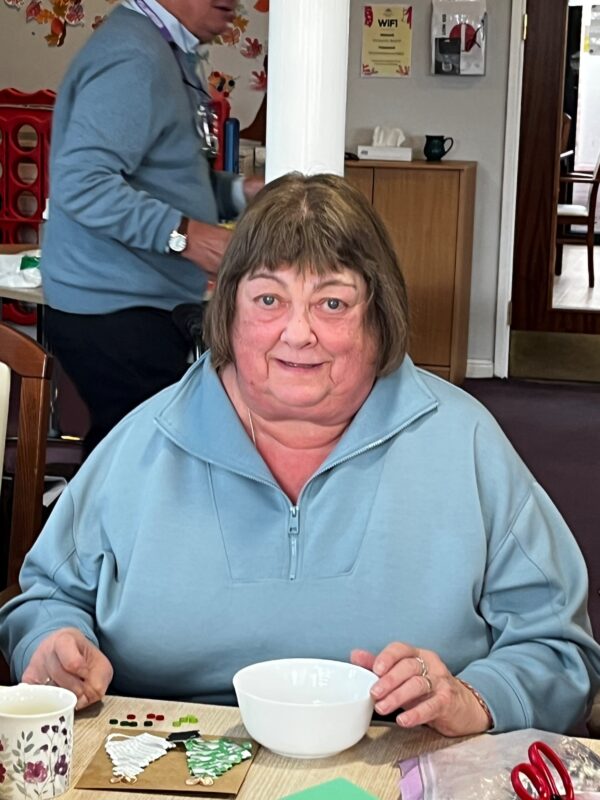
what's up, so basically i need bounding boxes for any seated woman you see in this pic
[0,174,598,737]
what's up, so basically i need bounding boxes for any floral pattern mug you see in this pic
[0,683,77,800]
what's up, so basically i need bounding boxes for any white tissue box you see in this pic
[254,146,266,167]
[357,145,413,161]
[239,144,255,176]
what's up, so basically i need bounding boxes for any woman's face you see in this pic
[231,265,379,425]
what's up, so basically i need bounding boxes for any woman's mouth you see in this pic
[278,360,320,370]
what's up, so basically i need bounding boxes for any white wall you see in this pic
[1,0,513,370]
[346,0,512,368]
[0,4,98,91]
[0,1,268,129]
[577,3,600,172]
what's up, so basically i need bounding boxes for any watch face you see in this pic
[169,231,187,253]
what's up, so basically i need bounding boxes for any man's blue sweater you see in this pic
[41,6,238,313]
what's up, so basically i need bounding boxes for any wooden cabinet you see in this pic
[345,160,476,384]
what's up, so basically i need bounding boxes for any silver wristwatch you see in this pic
[167,217,189,254]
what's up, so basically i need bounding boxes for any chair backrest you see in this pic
[561,112,572,153]
[576,150,600,217]
[560,149,600,217]
[0,323,52,586]
[590,150,600,213]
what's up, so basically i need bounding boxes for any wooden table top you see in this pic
[67,695,454,799]
[61,695,600,800]
[0,283,45,305]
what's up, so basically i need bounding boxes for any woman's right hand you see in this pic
[351,643,492,736]
[21,627,113,710]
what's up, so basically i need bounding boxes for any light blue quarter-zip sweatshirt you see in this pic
[1,355,598,733]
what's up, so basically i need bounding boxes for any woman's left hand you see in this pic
[351,642,492,737]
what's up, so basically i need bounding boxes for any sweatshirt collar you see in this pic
[154,352,439,477]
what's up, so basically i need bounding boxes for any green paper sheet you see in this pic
[281,778,379,799]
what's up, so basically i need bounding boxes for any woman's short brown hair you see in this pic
[204,172,409,376]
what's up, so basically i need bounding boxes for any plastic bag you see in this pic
[398,728,600,800]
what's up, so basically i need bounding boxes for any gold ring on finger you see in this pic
[415,656,428,678]
[423,675,433,694]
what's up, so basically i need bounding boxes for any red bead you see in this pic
[126,714,136,720]
[155,714,164,721]
[146,713,155,719]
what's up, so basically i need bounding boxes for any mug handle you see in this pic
[443,137,454,154]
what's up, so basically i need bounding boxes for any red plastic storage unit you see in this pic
[0,88,56,246]
[0,89,55,325]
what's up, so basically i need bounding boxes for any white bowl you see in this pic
[233,658,377,759]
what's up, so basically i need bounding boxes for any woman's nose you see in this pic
[280,308,317,347]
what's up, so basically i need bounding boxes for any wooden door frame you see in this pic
[494,0,527,377]
[510,0,600,337]
[495,0,600,378]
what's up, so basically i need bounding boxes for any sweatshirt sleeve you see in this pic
[50,49,185,253]
[459,482,600,733]
[0,488,100,681]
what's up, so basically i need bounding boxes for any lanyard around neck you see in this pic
[132,0,174,43]
[131,0,204,90]
[131,0,216,154]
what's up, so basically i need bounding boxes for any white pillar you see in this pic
[265,0,351,182]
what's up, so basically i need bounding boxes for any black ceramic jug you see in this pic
[424,135,454,161]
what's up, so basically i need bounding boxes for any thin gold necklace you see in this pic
[247,408,257,446]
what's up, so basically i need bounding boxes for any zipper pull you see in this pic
[289,505,299,534]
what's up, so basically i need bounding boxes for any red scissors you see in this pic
[510,740,575,800]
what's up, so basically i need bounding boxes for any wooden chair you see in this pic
[0,362,9,498]
[556,150,600,288]
[0,322,53,683]
[560,112,572,154]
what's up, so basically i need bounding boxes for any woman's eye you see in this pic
[324,298,344,311]
[259,295,276,307]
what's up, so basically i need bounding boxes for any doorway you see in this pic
[552,3,600,313]
[509,0,600,380]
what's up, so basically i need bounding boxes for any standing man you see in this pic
[42,0,262,455]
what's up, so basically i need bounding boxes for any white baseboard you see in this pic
[466,359,494,379]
